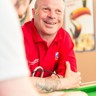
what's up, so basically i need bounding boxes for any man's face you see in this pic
[14,0,30,19]
[32,0,65,36]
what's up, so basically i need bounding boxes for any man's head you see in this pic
[32,0,65,37]
[12,0,32,25]
[14,0,31,19]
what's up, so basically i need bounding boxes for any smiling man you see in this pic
[22,0,77,78]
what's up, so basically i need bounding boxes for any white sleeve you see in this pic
[0,0,30,81]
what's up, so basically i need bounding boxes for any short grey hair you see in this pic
[34,0,65,9]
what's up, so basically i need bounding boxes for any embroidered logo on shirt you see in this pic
[55,52,59,60]
[28,59,39,65]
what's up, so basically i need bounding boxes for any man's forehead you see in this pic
[35,0,65,9]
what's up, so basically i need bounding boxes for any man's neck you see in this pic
[40,34,56,47]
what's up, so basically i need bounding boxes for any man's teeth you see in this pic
[46,21,56,24]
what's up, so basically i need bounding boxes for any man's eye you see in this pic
[43,8,49,11]
[56,10,62,15]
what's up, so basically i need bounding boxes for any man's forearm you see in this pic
[31,77,65,93]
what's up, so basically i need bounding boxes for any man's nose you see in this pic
[47,10,56,19]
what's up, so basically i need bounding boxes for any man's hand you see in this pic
[64,61,81,89]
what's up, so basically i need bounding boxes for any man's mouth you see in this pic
[44,20,56,25]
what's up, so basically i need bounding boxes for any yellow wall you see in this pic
[76,52,96,83]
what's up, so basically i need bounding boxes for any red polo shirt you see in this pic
[22,19,77,77]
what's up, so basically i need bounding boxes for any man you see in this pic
[14,0,32,25]
[22,0,77,78]
[21,0,82,92]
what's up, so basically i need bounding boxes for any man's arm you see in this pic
[31,61,81,93]
[31,77,61,93]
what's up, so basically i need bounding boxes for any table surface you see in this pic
[61,81,96,96]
